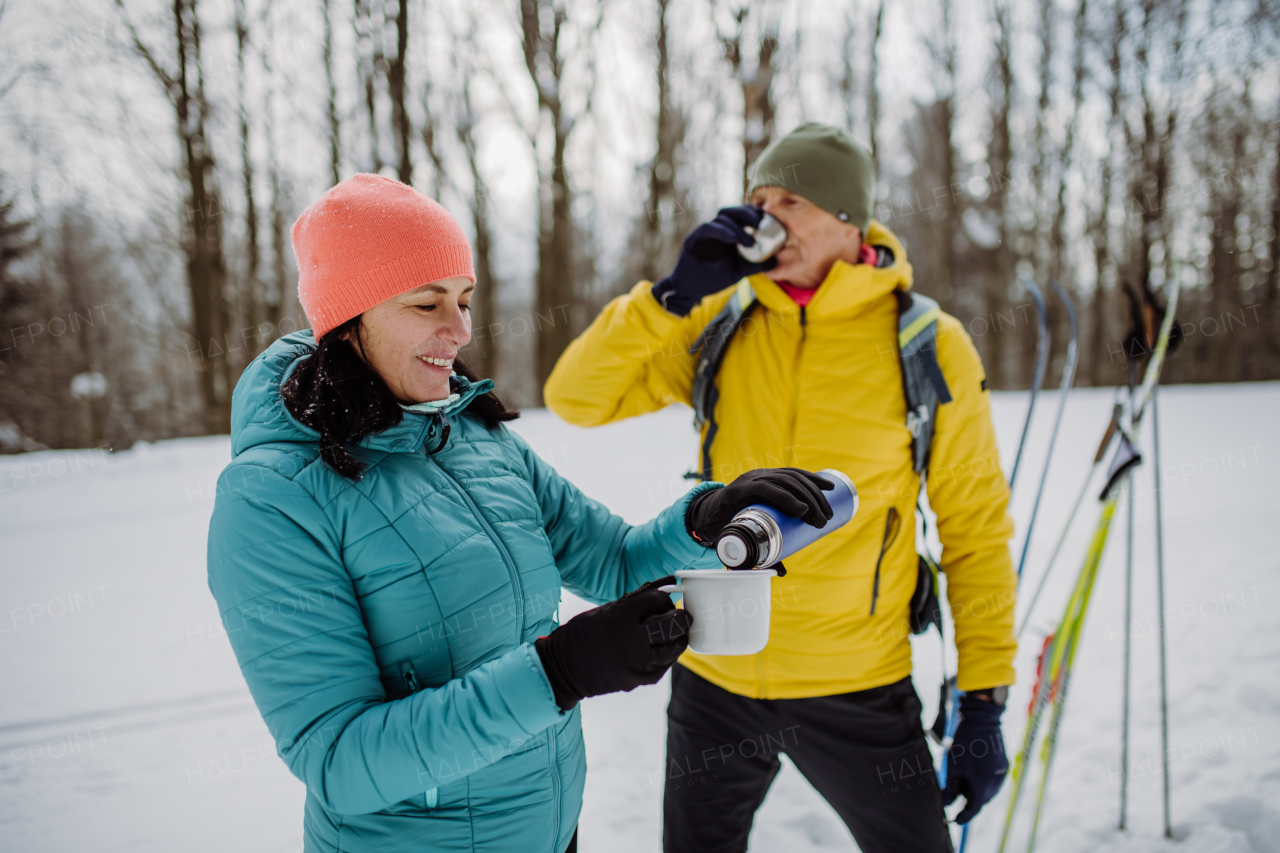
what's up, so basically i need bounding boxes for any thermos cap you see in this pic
[716,534,750,567]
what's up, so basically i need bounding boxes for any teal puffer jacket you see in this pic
[206,331,721,853]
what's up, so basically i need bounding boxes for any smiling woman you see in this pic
[205,174,753,853]
[351,276,476,405]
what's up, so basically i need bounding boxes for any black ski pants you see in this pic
[662,665,953,853]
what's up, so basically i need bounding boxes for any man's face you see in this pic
[748,186,862,289]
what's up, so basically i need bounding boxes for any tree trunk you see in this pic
[1263,106,1280,370]
[1029,0,1054,267]
[173,0,231,433]
[839,10,856,134]
[982,0,1014,389]
[262,5,293,338]
[354,0,383,173]
[868,0,884,168]
[521,0,581,402]
[1051,0,1087,284]
[235,0,262,358]
[640,0,685,284]
[323,0,341,186]
[721,8,779,194]
[1044,0,1088,388]
[456,74,499,382]
[1089,0,1125,387]
[387,0,412,185]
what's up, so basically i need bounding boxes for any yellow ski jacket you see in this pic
[545,222,1017,698]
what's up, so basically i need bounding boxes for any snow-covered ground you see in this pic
[1,384,1277,852]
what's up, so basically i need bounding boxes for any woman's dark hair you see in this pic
[280,314,519,480]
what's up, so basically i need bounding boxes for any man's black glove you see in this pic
[651,206,779,316]
[942,695,1009,823]
[534,578,690,711]
[686,468,835,546]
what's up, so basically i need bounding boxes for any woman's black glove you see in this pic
[535,578,691,711]
[650,206,779,316]
[686,468,835,546]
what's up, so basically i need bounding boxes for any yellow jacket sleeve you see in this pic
[927,314,1018,692]
[544,280,735,426]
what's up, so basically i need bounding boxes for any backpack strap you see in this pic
[687,278,758,481]
[896,290,952,637]
[895,290,952,474]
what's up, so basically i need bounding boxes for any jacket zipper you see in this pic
[402,661,420,694]
[547,722,561,850]
[428,456,526,643]
[786,305,807,464]
[869,507,902,616]
[763,303,809,698]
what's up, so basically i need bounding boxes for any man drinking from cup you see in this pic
[545,123,1017,852]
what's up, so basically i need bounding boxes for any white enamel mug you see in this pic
[660,568,777,655]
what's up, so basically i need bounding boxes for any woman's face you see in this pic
[346,275,474,404]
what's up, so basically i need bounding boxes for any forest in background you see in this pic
[0,0,1277,452]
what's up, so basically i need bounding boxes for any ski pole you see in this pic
[1004,280,1181,849]
[999,542,1095,852]
[1008,273,1050,494]
[937,677,964,788]
[1016,399,1122,639]
[1025,481,1124,852]
[1120,361,1137,831]
[1152,386,1173,838]
[1015,279,1078,581]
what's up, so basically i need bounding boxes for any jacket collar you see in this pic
[359,373,493,454]
[231,329,492,457]
[747,220,913,322]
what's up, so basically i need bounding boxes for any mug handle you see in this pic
[658,584,682,596]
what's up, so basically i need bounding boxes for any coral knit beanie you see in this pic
[292,174,475,339]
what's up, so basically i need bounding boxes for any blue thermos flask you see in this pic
[715,469,859,570]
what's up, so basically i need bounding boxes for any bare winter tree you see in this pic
[261,3,301,339]
[1085,0,1125,386]
[838,8,857,134]
[639,0,688,284]
[354,0,385,173]
[323,0,342,186]
[975,0,1016,389]
[234,0,263,358]
[115,0,233,433]
[1120,0,1187,379]
[719,2,780,195]
[867,0,884,167]
[456,80,500,383]
[0,177,45,452]
[1028,0,1055,270]
[903,0,962,313]
[387,0,412,184]
[520,0,601,399]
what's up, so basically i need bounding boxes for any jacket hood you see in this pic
[229,330,493,458]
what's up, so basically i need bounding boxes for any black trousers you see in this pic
[662,665,953,853]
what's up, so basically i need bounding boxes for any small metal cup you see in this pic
[737,213,788,263]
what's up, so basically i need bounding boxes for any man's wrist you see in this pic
[966,686,1009,706]
[651,278,685,315]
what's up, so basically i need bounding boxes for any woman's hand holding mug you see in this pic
[535,579,692,711]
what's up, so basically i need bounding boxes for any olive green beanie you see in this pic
[747,122,876,234]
